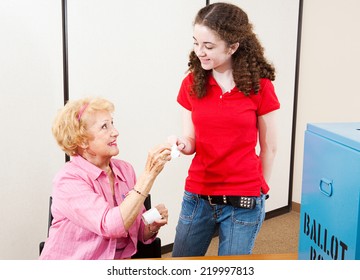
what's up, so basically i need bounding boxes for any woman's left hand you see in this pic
[148,204,168,233]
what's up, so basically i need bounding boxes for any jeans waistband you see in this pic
[198,194,259,209]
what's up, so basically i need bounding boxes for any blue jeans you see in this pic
[172,190,266,257]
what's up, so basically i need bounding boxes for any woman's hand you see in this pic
[167,135,186,151]
[120,144,171,230]
[144,143,172,177]
[167,134,195,155]
[145,204,168,239]
[166,109,196,155]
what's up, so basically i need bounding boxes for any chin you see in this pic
[111,148,119,157]
[201,63,213,70]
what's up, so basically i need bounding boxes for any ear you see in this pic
[229,42,240,55]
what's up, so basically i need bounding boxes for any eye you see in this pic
[205,44,214,50]
[101,123,108,129]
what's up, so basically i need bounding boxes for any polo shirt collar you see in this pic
[208,75,218,87]
[208,75,239,95]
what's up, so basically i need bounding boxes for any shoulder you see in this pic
[178,72,195,110]
[250,78,277,98]
[181,72,194,86]
[259,78,275,91]
[255,78,280,115]
[54,160,83,179]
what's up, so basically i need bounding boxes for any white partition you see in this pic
[67,0,206,246]
[0,0,64,259]
[211,0,301,212]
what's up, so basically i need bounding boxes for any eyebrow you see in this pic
[193,36,216,46]
[97,118,112,124]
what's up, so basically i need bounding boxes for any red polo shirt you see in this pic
[177,73,280,196]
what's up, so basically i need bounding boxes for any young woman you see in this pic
[168,2,280,257]
[40,97,170,259]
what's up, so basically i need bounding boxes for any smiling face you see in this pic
[81,110,119,168]
[193,24,236,73]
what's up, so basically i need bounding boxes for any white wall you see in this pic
[1,0,359,260]
[292,0,360,204]
[0,0,64,259]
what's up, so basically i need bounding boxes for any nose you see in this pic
[195,45,206,57]
[113,128,119,137]
[111,124,119,137]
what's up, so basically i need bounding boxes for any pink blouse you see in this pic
[39,155,155,259]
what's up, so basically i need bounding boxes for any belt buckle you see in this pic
[207,195,227,205]
[207,195,216,206]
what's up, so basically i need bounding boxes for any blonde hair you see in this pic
[52,97,115,156]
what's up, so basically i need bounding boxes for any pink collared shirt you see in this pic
[39,156,154,260]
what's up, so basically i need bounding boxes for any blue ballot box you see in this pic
[298,122,360,260]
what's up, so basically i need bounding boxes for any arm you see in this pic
[258,110,278,183]
[119,144,171,230]
[168,108,196,155]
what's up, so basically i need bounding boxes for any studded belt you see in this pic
[199,194,268,209]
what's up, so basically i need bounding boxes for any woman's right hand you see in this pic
[144,143,172,178]
[120,144,171,230]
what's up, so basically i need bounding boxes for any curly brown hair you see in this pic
[188,2,275,98]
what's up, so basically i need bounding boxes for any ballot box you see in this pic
[298,122,360,260]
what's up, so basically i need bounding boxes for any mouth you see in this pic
[199,58,210,64]
[108,140,117,147]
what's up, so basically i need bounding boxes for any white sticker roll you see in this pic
[171,144,180,159]
[142,207,162,225]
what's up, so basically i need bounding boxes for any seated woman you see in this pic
[39,97,170,259]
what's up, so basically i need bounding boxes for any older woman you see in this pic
[39,97,170,259]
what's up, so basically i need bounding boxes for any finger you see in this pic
[153,143,172,154]
[178,143,186,150]
[159,151,171,161]
[145,147,159,171]
[146,149,163,172]
[154,219,168,226]
[155,204,165,210]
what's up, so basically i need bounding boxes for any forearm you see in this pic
[259,148,277,183]
[119,173,156,230]
[258,111,278,184]
[119,144,170,230]
[179,108,195,155]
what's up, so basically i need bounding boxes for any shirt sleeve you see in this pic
[177,73,193,111]
[257,79,280,116]
[52,169,127,239]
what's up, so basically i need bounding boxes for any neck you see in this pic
[79,151,111,172]
[212,69,235,93]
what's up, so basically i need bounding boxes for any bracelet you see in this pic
[133,188,148,198]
